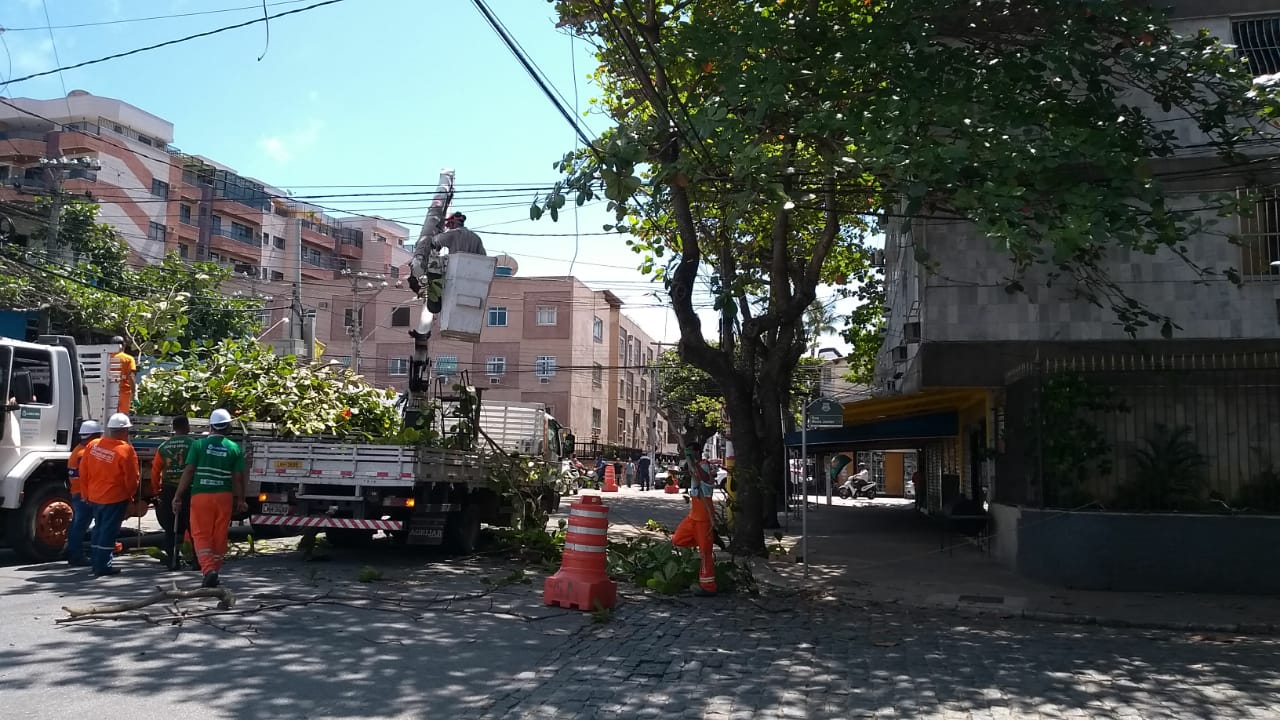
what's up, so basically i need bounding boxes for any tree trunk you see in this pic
[725,391,767,556]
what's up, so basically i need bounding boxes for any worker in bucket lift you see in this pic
[407,211,486,308]
[107,335,138,415]
[173,409,247,589]
[672,446,718,596]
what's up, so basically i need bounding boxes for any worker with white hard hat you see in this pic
[173,408,247,588]
[79,413,140,577]
[64,419,103,566]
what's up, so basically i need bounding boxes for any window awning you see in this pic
[784,388,989,451]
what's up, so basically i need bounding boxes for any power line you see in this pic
[0,0,314,31]
[0,0,350,88]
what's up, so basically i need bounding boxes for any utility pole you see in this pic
[36,155,100,263]
[342,268,387,374]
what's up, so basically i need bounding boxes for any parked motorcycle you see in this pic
[837,474,878,500]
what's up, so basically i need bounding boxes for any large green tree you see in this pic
[544,0,1279,553]
[1,199,260,354]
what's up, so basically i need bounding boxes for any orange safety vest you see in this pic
[81,437,141,505]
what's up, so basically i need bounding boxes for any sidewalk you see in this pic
[767,497,1280,634]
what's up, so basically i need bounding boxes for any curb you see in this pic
[756,564,1280,637]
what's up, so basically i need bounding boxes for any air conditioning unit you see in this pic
[539,377,551,384]
[489,377,501,384]
[892,345,908,363]
[904,321,921,344]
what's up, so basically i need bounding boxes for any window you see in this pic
[177,244,189,259]
[271,270,284,281]
[344,308,364,328]
[495,266,514,277]
[389,266,399,279]
[593,316,603,343]
[1233,16,1280,76]
[536,305,557,326]
[391,306,411,327]
[389,357,410,376]
[617,407,626,437]
[179,204,192,224]
[150,179,169,197]
[535,355,557,378]
[231,221,255,243]
[273,235,285,250]
[618,329,628,359]
[592,362,603,388]
[591,408,602,433]
[486,356,507,375]
[646,349,654,366]
[148,221,166,243]
[633,412,641,436]
[1239,187,1280,277]
[435,355,458,376]
[10,347,55,405]
[488,306,508,327]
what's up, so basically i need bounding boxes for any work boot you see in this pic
[201,571,220,588]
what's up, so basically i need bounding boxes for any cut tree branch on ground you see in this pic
[59,587,236,622]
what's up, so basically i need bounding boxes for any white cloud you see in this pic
[257,118,323,163]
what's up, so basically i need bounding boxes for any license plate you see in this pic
[272,460,304,470]
[261,502,290,515]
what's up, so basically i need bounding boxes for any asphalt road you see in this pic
[2,493,1278,719]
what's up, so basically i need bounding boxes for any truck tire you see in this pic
[6,481,73,563]
[326,529,374,547]
[444,504,481,555]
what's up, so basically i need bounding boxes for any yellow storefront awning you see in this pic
[842,388,990,425]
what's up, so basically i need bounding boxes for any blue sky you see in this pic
[1,0,853,351]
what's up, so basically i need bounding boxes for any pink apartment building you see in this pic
[0,91,418,389]
[428,259,673,453]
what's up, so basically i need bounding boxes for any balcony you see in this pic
[338,239,363,260]
[209,234,260,262]
[214,224,259,247]
[0,131,47,161]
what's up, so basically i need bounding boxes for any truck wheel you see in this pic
[7,482,73,563]
[444,504,481,555]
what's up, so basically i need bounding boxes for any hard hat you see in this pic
[106,413,132,429]
[209,408,233,426]
[110,335,125,345]
[78,420,103,435]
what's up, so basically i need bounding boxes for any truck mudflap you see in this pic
[250,516,403,531]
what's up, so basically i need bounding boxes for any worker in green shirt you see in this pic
[172,409,247,589]
[151,416,194,571]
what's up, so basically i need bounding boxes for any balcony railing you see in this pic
[0,130,48,142]
[214,225,258,246]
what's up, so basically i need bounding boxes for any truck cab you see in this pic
[0,336,83,561]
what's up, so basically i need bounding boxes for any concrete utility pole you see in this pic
[650,341,678,466]
[37,156,100,262]
[342,269,387,373]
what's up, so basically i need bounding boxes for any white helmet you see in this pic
[209,408,233,427]
[106,413,132,429]
[78,420,103,435]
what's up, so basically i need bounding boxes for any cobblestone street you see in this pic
[483,592,1280,720]
[2,491,1278,719]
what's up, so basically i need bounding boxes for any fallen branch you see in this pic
[59,587,236,622]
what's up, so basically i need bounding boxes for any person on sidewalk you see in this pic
[636,454,652,492]
[151,415,194,571]
[65,420,103,566]
[624,458,636,488]
[672,447,718,596]
[173,409,247,589]
[79,413,140,577]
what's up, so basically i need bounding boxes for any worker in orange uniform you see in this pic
[672,446,718,596]
[107,335,138,415]
[65,420,103,566]
[173,409,247,588]
[80,413,140,577]
[152,416,194,571]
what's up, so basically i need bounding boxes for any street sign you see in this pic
[806,398,843,428]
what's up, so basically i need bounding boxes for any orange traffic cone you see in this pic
[544,495,617,611]
[602,464,619,492]
[664,473,680,494]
